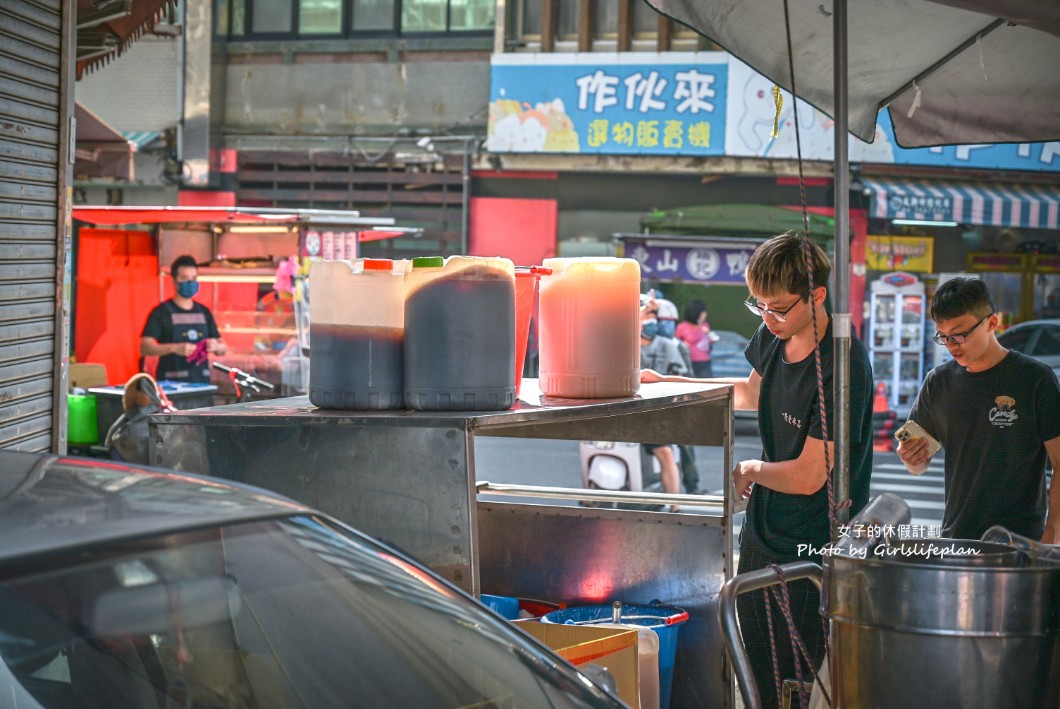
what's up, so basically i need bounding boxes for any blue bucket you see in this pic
[480,594,520,619]
[541,603,689,709]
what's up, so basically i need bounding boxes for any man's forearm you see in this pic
[140,340,178,357]
[648,373,756,410]
[750,458,828,496]
[1042,446,1060,544]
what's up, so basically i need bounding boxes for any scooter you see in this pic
[579,440,680,510]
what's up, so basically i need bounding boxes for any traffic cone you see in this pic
[873,382,890,413]
[872,382,896,451]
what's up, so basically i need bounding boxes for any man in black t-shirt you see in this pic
[140,255,227,384]
[898,277,1060,543]
[641,232,874,709]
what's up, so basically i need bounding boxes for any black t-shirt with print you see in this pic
[743,319,875,562]
[909,350,1060,540]
[141,299,220,383]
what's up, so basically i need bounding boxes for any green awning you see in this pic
[640,204,837,240]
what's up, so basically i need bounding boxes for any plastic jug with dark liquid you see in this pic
[309,258,406,410]
[538,257,641,398]
[404,256,515,411]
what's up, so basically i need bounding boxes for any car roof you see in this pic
[1002,319,1060,330]
[0,451,311,565]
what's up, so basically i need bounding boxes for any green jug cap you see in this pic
[412,256,444,268]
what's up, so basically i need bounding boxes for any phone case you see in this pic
[894,420,941,456]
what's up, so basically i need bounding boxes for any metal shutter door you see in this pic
[0,0,70,451]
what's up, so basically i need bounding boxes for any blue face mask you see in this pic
[641,320,659,340]
[176,280,199,298]
[657,320,676,338]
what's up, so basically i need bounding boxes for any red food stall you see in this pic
[72,206,419,397]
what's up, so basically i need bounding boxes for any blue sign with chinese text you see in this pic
[488,55,728,156]
[489,53,1060,172]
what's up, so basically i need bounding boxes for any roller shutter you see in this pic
[0,0,72,451]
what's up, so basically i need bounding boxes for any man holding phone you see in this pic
[897,277,1060,543]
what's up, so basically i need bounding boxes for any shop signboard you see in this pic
[623,239,757,284]
[866,235,934,273]
[966,252,1028,272]
[489,53,1060,173]
[488,53,728,156]
[304,229,359,261]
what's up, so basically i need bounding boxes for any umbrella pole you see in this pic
[832,0,852,530]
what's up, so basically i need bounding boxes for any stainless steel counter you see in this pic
[150,379,736,708]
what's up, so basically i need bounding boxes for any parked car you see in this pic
[997,318,1060,378]
[0,451,626,709]
[709,329,753,379]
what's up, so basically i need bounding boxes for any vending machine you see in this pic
[869,272,926,410]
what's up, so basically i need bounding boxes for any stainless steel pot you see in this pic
[824,544,1060,707]
[879,538,1025,568]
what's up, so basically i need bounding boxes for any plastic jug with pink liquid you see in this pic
[538,257,641,398]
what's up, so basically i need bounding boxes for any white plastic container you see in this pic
[309,258,406,410]
[591,622,661,709]
[538,257,641,398]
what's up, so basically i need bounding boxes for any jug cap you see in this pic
[412,256,444,268]
[363,258,393,271]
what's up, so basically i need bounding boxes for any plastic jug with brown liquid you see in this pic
[404,256,516,411]
[309,258,406,410]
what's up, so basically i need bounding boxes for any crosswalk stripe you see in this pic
[874,462,945,473]
[869,488,947,509]
[910,518,944,531]
[870,471,944,482]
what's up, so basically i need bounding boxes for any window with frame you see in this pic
[509,0,702,51]
[215,0,492,37]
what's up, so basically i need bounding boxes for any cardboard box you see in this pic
[513,620,640,708]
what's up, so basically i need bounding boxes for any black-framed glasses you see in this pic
[932,313,993,345]
[744,292,808,322]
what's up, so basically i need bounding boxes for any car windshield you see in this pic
[0,516,600,709]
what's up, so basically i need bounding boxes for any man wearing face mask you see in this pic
[140,255,227,383]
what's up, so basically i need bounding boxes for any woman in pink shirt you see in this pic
[674,299,717,377]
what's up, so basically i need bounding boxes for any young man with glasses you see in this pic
[897,277,1060,543]
[642,231,874,708]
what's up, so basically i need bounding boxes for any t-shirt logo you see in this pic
[989,395,1018,428]
[781,412,803,429]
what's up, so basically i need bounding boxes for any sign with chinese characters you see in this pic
[623,239,758,284]
[488,53,728,156]
[866,236,934,273]
[489,53,1060,172]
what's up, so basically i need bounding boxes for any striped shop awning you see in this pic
[121,131,163,151]
[862,177,1060,230]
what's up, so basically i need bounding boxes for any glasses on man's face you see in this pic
[744,292,807,322]
[932,313,993,345]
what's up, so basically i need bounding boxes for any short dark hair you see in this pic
[931,277,994,322]
[170,255,198,278]
[745,231,830,300]
[683,299,707,324]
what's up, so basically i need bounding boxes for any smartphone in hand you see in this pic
[894,420,941,456]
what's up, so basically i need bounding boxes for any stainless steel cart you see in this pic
[150,379,737,708]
